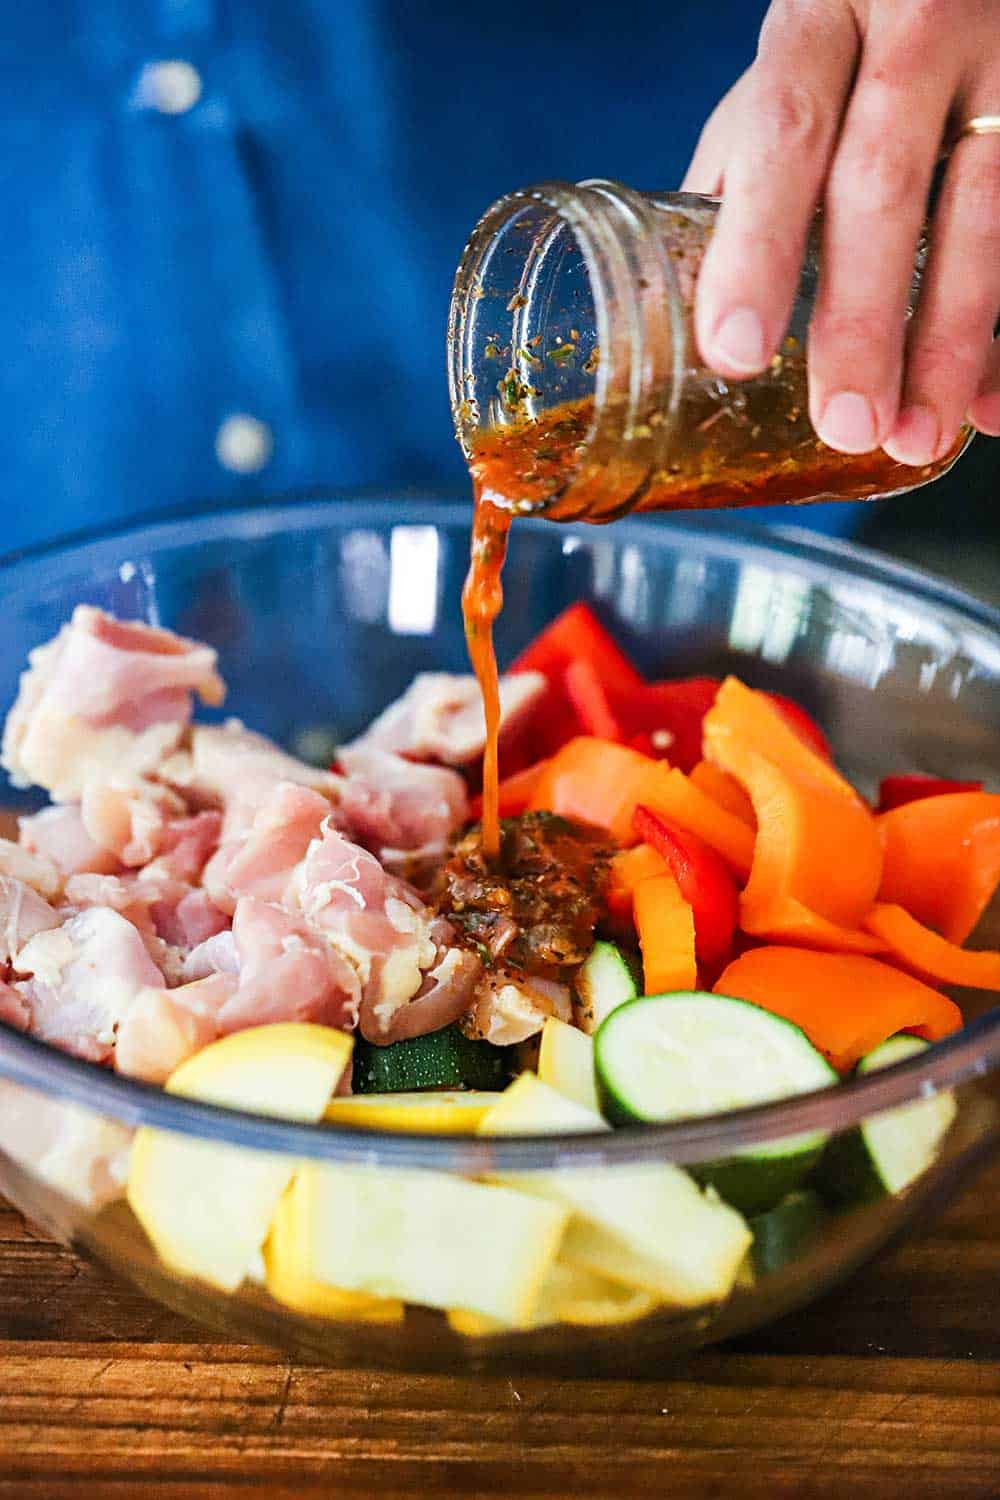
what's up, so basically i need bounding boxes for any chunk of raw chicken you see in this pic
[182,928,239,982]
[0,1082,132,1211]
[342,670,547,765]
[201,782,330,915]
[12,906,166,1064]
[161,721,341,839]
[115,973,236,1084]
[79,778,187,867]
[0,837,62,900]
[461,969,572,1047]
[118,898,363,1082]
[19,806,120,879]
[337,747,468,860]
[218,896,362,1035]
[61,870,227,984]
[0,876,61,967]
[290,822,480,1043]
[1,607,225,801]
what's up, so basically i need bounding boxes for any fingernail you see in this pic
[968,391,1000,438]
[884,404,940,467]
[709,307,767,374]
[817,391,878,454]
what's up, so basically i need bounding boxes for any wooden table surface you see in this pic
[0,1159,997,1500]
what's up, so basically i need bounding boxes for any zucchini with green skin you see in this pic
[574,941,638,1035]
[352,1024,511,1094]
[594,991,837,1214]
[819,1034,957,1204]
[749,1190,829,1278]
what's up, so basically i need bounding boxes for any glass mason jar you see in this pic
[447,181,971,522]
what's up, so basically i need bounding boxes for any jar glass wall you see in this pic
[448,183,971,521]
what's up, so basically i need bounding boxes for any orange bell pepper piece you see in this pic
[606,844,668,932]
[613,763,755,876]
[864,904,1000,990]
[715,946,963,1073]
[877,792,1000,944]
[723,748,882,932]
[704,677,848,794]
[633,808,739,971]
[528,737,653,833]
[741,896,887,954]
[605,846,668,900]
[689,760,756,828]
[634,872,698,995]
[469,758,551,821]
[703,678,882,932]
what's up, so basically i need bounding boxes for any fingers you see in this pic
[807,17,962,453]
[884,127,1000,463]
[968,337,1000,437]
[694,0,859,378]
[971,337,1000,438]
[681,71,752,195]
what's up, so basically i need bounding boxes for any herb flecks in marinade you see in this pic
[435,811,613,978]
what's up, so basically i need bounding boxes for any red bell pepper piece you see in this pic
[878,772,984,813]
[617,678,721,773]
[510,601,646,693]
[563,658,625,741]
[508,602,642,759]
[633,805,739,971]
[767,693,833,761]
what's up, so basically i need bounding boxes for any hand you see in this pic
[683,0,1000,463]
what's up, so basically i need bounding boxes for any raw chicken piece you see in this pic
[119,898,363,1080]
[0,837,62,900]
[182,929,239,982]
[0,980,30,1030]
[0,876,61,966]
[202,783,330,915]
[217,896,362,1035]
[12,906,166,1064]
[19,806,121,879]
[342,670,546,765]
[337,747,468,860]
[161,720,340,838]
[461,969,572,1047]
[80,777,188,866]
[149,887,229,952]
[63,872,158,938]
[115,973,236,1084]
[140,811,223,885]
[2,607,225,802]
[0,1082,132,1211]
[291,822,480,1043]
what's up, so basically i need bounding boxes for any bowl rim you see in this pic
[0,492,997,1171]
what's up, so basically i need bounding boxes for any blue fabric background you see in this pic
[3,0,865,549]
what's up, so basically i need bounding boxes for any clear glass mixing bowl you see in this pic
[0,498,996,1375]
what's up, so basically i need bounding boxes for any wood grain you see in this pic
[1,1160,999,1498]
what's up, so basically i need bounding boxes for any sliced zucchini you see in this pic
[447,1258,659,1336]
[284,1161,568,1326]
[594,991,837,1214]
[574,941,638,1035]
[352,1023,511,1094]
[479,1074,750,1306]
[819,1034,957,1204]
[538,1016,601,1115]
[749,1190,829,1278]
[324,1090,504,1134]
